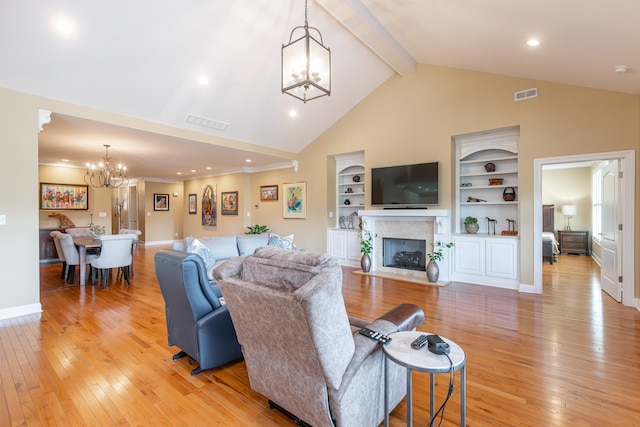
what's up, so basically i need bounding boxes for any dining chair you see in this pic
[49,231,68,280]
[90,234,136,289]
[118,228,142,258]
[55,233,97,284]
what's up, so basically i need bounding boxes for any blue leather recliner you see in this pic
[154,250,242,375]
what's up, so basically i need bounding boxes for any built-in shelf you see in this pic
[453,127,520,289]
[329,151,365,266]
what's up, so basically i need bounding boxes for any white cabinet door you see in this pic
[328,230,348,259]
[328,229,361,267]
[454,236,484,275]
[486,238,518,279]
[453,235,519,289]
[346,232,362,261]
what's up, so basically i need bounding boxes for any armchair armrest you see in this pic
[334,304,424,400]
[212,256,244,281]
[378,303,424,332]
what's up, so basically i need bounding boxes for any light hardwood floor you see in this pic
[1,247,639,426]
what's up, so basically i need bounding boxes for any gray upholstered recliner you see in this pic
[213,247,425,427]
[154,250,242,375]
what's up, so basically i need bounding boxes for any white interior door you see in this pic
[128,185,138,231]
[600,160,621,302]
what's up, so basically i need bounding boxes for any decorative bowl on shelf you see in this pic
[484,162,496,172]
[352,175,361,182]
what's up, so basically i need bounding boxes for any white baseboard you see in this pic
[519,283,536,293]
[144,240,177,247]
[0,303,42,321]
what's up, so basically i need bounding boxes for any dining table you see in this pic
[73,236,102,286]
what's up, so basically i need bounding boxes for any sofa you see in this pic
[213,246,425,427]
[172,233,293,281]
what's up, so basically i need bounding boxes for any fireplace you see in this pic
[382,238,426,271]
[358,209,450,283]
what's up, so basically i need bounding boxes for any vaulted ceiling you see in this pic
[2,0,638,180]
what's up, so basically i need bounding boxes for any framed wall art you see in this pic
[154,194,170,211]
[188,193,197,214]
[283,182,306,219]
[221,191,239,215]
[40,183,89,210]
[202,184,217,226]
[260,185,278,201]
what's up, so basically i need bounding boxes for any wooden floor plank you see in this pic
[0,248,639,425]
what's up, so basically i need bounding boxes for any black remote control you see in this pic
[358,328,392,343]
[410,334,430,349]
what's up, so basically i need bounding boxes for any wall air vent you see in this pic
[514,87,538,102]
[186,114,229,131]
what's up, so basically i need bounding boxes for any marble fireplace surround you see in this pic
[358,209,451,283]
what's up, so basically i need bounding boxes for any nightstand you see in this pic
[557,230,590,256]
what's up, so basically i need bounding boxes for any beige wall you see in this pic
[542,167,592,232]
[38,165,113,232]
[0,89,40,313]
[1,62,639,316]
[182,174,250,238]
[144,181,184,242]
[296,64,638,290]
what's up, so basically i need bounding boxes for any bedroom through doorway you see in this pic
[533,150,635,307]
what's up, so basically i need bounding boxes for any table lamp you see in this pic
[562,205,577,230]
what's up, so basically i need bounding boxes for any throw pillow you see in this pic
[267,233,294,250]
[187,238,215,269]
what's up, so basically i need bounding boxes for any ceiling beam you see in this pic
[315,0,416,76]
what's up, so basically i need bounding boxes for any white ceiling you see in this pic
[2,0,638,180]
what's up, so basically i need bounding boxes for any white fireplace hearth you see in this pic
[358,210,451,283]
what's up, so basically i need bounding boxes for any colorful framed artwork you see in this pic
[260,185,278,201]
[221,191,239,215]
[154,194,170,211]
[283,182,306,219]
[202,185,216,226]
[188,193,197,214]
[40,183,89,210]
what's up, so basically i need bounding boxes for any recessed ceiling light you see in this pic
[61,159,69,162]
[614,65,630,73]
[198,75,209,85]
[245,159,252,163]
[289,110,297,118]
[206,166,212,170]
[54,17,74,34]
[526,39,541,47]
[177,172,182,175]
[191,169,196,173]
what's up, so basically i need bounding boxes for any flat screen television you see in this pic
[371,162,439,207]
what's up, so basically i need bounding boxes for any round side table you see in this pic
[383,331,466,426]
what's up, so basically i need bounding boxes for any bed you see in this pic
[542,204,559,264]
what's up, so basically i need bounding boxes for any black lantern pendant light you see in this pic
[281,0,331,103]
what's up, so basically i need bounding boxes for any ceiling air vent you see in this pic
[514,87,538,102]
[186,114,229,131]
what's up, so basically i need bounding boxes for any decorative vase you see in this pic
[426,260,439,283]
[361,254,372,273]
[465,222,479,234]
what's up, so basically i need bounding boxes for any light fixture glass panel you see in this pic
[281,0,331,103]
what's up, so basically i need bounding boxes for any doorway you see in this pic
[533,150,635,306]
